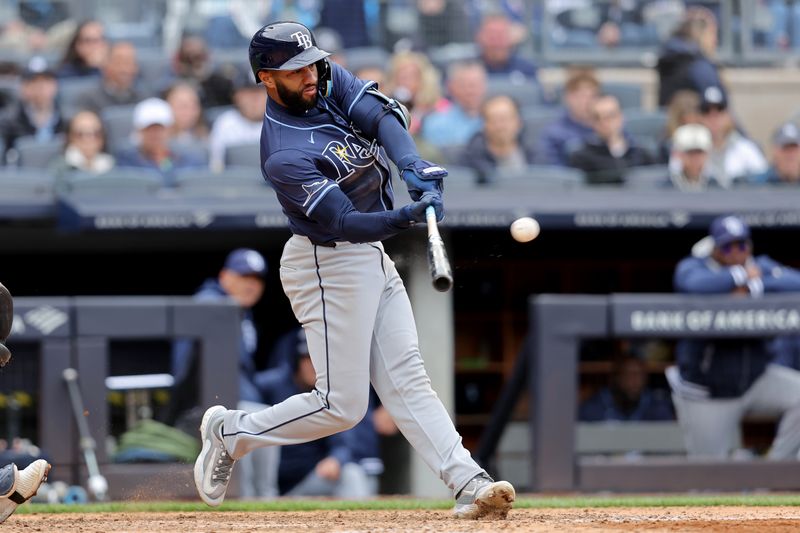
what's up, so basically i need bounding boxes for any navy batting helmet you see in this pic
[249,21,332,94]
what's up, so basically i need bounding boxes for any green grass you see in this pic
[17,493,800,515]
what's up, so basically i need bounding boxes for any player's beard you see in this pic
[276,80,317,113]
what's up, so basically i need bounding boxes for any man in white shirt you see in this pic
[208,71,266,171]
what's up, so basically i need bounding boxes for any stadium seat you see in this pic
[15,135,64,168]
[441,165,479,189]
[490,164,584,188]
[623,165,670,188]
[57,76,99,117]
[134,47,169,92]
[224,143,261,168]
[486,78,544,108]
[438,144,466,166]
[101,104,137,151]
[63,168,163,194]
[625,110,668,144]
[602,82,643,109]
[343,47,391,74]
[521,106,562,147]
[0,167,55,197]
[205,105,234,125]
[174,166,268,196]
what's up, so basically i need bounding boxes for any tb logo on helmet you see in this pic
[291,31,313,50]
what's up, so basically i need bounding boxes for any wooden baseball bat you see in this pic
[426,206,453,292]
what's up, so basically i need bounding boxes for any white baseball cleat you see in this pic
[0,460,51,523]
[194,405,235,507]
[452,473,515,519]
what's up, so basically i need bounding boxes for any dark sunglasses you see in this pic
[721,240,749,254]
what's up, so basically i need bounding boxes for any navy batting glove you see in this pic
[403,191,444,224]
[399,158,447,201]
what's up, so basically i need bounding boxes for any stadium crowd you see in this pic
[0,0,799,193]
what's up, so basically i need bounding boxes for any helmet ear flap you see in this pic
[316,58,332,97]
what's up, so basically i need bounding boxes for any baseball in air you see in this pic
[510,217,540,243]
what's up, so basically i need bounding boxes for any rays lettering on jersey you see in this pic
[323,134,380,181]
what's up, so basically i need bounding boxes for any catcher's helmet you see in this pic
[249,21,332,94]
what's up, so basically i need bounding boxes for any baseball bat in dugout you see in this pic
[425,206,453,292]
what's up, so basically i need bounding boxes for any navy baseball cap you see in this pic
[709,215,750,247]
[772,122,800,147]
[223,248,267,277]
[700,86,727,112]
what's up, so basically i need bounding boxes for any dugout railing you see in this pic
[480,293,800,492]
[531,293,800,492]
[7,297,240,499]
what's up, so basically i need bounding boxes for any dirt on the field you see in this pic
[6,506,800,532]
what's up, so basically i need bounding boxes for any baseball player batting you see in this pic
[194,21,515,519]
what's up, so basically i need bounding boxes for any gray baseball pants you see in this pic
[671,363,800,458]
[221,236,483,495]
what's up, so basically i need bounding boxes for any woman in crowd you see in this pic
[57,20,108,79]
[50,110,115,189]
[164,82,209,146]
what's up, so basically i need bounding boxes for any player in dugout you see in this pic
[192,21,515,519]
[669,215,800,458]
[0,283,50,523]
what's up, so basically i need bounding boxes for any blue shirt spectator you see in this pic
[420,61,486,148]
[254,329,371,498]
[536,69,599,166]
[579,356,673,422]
[657,6,725,107]
[674,216,800,398]
[114,97,206,186]
[0,57,65,164]
[476,13,541,88]
[751,122,800,185]
[167,249,267,423]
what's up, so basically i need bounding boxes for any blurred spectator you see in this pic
[341,395,399,497]
[314,27,347,67]
[548,0,660,49]
[254,328,372,499]
[355,65,386,90]
[698,87,768,186]
[0,57,65,164]
[74,42,144,113]
[57,20,108,79]
[668,123,716,191]
[657,6,724,107]
[462,94,536,184]
[319,0,371,49]
[167,248,273,498]
[49,110,114,178]
[475,12,540,86]
[164,82,209,146]
[169,34,235,108]
[659,89,701,162]
[0,18,49,55]
[670,215,800,459]
[568,93,656,185]
[536,68,599,166]
[208,73,265,172]
[752,123,800,184]
[115,97,206,185]
[414,0,473,49]
[169,248,267,419]
[420,60,486,148]
[384,51,445,136]
[579,356,673,422]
